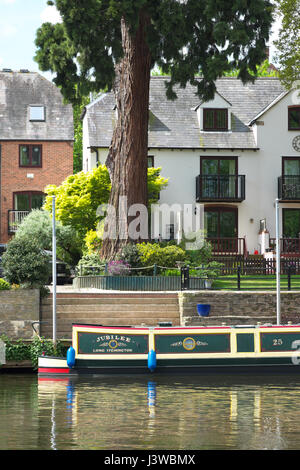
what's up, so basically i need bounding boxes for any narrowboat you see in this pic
[38,323,300,377]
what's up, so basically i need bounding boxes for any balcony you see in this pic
[206,237,246,257]
[196,175,245,202]
[8,210,29,233]
[270,238,300,256]
[278,176,300,201]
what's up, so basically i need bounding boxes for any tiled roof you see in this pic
[0,70,73,141]
[85,76,286,150]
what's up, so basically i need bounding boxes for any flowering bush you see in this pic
[107,260,131,276]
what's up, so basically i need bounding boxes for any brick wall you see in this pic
[0,140,73,243]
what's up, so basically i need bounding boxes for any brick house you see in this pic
[0,69,74,243]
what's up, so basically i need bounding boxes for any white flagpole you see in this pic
[275,198,281,325]
[52,196,57,344]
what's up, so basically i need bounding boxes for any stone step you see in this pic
[42,297,178,305]
[41,310,178,320]
[42,305,178,316]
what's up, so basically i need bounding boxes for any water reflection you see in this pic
[34,374,300,450]
[2,374,300,449]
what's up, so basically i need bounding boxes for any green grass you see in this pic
[213,274,300,291]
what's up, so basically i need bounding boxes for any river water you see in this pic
[1,372,300,451]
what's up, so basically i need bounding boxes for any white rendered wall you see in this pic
[84,90,300,253]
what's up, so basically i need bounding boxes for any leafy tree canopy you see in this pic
[43,164,168,236]
[44,164,111,236]
[274,0,300,90]
[15,209,83,266]
[36,0,274,104]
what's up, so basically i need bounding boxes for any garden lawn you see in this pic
[213,275,300,291]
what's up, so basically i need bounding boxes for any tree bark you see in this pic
[101,11,152,260]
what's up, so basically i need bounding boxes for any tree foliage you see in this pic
[274,0,300,90]
[36,0,274,104]
[44,165,111,236]
[15,209,83,266]
[35,0,274,258]
[43,165,168,237]
[2,236,50,288]
[73,95,90,173]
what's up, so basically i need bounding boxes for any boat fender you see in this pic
[67,346,76,369]
[148,349,156,372]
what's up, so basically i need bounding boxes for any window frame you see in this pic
[203,108,228,131]
[19,144,42,168]
[29,105,45,122]
[147,155,154,168]
[288,106,300,131]
[13,191,45,211]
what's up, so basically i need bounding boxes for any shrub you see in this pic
[76,253,105,275]
[0,335,67,370]
[116,243,142,271]
[107,260,131,276]
[136,243,186,271]
[2,235,50,288]
[15,209,83,266]
[0,278,10,290]
[84,229,102,254]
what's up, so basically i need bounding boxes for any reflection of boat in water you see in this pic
[38,323,300,378]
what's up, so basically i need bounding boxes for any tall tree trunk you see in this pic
[101,11,152,260]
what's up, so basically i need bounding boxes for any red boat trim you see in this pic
[72,324,149,330]
[38,367,70,374]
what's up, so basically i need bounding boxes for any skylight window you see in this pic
[29,106,45,121]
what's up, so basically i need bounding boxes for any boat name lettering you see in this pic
[96,335,132,343]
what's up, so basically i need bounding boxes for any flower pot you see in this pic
[197,304,211,317]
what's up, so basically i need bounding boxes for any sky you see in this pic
[0,0,282,83]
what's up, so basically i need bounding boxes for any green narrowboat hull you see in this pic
[38,323,300,377]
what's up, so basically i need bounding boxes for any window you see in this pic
[203,108,228,131]
[19,145,42,167]
[148,156,154,168]
[29,106,45,121]
[288,106,300,130]
[283,157,300,175]
[201,157,237,199]
[14,191,44,211]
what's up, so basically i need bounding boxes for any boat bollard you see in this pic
[148,349,157,372]
[66,346,76,368]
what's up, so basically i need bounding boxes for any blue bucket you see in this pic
[197,304,211,317]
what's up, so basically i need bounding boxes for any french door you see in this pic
[204,206,238,253]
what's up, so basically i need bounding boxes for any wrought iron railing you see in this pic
[196,174,245,202]
[278,176,300,200]
[8,210,29,233]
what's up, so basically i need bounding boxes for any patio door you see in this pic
[201,157,237,199]
[282,208,300,253]
[204,206,238,252]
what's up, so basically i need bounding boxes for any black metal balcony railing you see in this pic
[278,176,300,200]
[196,175,245,202]
[8,210,29,233]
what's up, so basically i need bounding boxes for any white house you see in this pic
[82,76,300,258]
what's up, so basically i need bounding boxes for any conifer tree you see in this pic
[35,0,274,259]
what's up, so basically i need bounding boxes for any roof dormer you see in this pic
[195,91,232,132]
